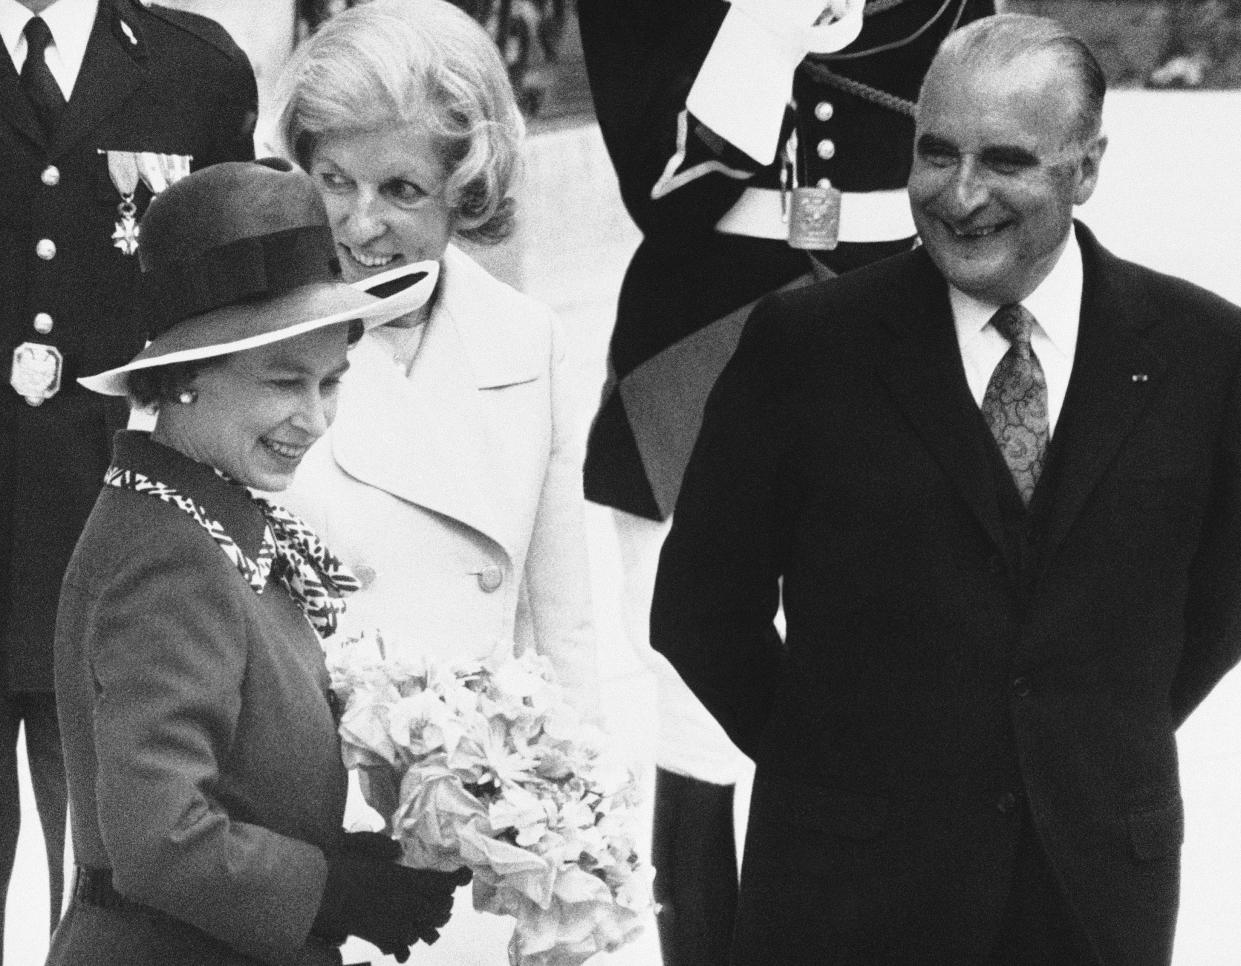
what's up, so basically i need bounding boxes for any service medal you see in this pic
[98,149,194,255]
[10,342,63,406]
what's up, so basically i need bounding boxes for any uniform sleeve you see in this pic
[649,295,795,757]
[577,0,772,243]
[578,0,862,243]
[686,0,863,164]
[83,529,327,965]
[519,311,602,711]
[203,46,258,165]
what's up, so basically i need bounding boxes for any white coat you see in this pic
[282,245,598,704]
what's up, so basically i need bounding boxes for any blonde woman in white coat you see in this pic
[276,2,600,961]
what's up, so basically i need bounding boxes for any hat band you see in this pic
[143,225,341,335]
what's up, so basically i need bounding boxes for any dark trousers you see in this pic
[1,690,67,965]
[652,767,738,966]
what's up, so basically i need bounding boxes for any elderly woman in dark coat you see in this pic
[48,159,466,966]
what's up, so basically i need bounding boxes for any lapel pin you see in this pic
[1132,373,1149,383]
[120,20,137,45]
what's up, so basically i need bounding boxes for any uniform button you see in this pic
[814,100,834,122]
[996,791,1019,814]
[816,139,836,160]
[478,565,503,593]
[1011,676,1031,698]
[33,312,54,334]
[353,564,377,589]
[816,177,832,189]
[36,239,56,260]
[41,165,60,186]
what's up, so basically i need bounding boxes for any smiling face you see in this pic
[908,48,1106,305]
[154,325,351,491]
[309,125,456,284]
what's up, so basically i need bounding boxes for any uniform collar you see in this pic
[0,0,100,97]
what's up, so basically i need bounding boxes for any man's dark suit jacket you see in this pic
[651,223,1241,965]
[0,0,256,692]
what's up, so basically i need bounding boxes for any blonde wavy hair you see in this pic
[276,0,524,244]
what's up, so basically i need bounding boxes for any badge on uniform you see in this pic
[10,342,63,406]
[788,184,841,250]
[781,129,840,251]
[98,150,193,255]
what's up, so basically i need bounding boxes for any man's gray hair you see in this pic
[922,13,1106,143]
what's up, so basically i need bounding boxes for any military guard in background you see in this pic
[577,0,991,962]
[0,0,256,958]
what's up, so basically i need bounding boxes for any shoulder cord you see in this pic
[800,64,917,117]
[798,0,971,117]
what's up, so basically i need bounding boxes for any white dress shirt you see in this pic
[951,229,1083,438]
[1,0,100,100]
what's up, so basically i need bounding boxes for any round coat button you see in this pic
[478,565,503,593]
[816,139,836,160]
[1011,677,1031,697]
[996,791,1018,814]
[41,165,60,186]
[36,239,56,260]
[814,100,834,122]
[33,312,54,334]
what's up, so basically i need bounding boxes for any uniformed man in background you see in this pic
[0,0,256,957]
[576,0,993,962]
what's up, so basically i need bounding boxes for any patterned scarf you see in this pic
[104,466,360,637]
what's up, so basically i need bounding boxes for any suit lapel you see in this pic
[1036,225,1166,568]
[52,0,146,157]
[875,250,1010,558]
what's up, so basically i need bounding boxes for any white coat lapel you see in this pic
[330,248,540,556]
[331,314,509,552]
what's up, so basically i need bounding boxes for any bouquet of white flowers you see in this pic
[324,632,653,966]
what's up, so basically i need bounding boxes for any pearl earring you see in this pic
[178,390,197,405]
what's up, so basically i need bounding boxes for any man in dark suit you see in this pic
[0,0,255,956]
[577,2,992,960]
[652,13,1241,965]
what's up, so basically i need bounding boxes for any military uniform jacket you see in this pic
[578,0,991,520]
[0,0,256,691]
[53,432,344,966]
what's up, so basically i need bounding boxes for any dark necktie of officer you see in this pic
[20,16,67,137]
[981,303,1049,506]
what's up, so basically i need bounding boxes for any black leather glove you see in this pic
[312,836,472,962]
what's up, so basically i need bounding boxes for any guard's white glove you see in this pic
[687,0,866,165]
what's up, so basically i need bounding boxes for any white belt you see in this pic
[714,186,915,243]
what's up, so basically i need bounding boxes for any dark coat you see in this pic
[651,225,1241,965]
[52,432,345,966]
[0,0,256,691]
[578,0,992,519]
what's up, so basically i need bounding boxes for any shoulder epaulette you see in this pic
[133,0,250,66]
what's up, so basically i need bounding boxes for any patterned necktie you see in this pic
[981,303,1048,506]
[20,17,67,137]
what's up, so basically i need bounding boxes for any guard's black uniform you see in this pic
[0,1,255,952]
[580,0,994,520]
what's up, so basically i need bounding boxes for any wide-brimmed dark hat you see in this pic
[80,158,437,396]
